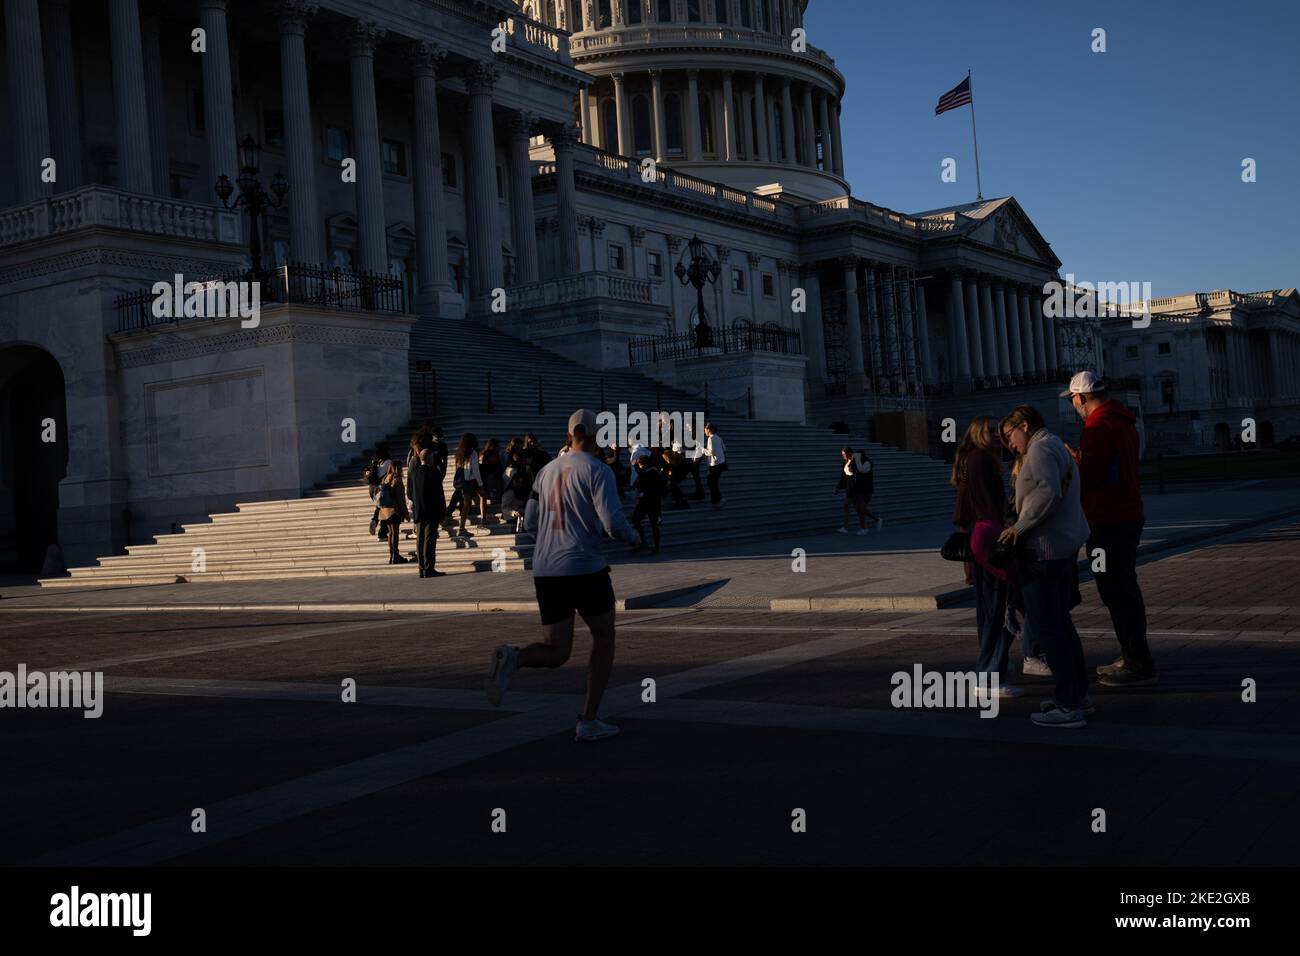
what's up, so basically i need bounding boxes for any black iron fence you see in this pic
[114,262,406,332]
[627,322,802,365]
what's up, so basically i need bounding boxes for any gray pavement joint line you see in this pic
[24,626,913,866]
[48,615,462,672]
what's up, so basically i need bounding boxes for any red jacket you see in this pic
[1077,400,1143,525]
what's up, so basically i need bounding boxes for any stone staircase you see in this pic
[42,317,959,587]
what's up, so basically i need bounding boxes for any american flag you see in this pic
[935,76,973,115]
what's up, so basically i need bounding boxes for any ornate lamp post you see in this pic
[215,134,288,282]
[674,234,722,349]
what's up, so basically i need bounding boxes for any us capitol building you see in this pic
[0,0,1141,571]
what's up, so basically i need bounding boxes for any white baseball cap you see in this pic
[1060,370,1105,399]
[568,408,598,437]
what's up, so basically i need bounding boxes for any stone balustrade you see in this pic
[505,12,572,64]
[505,271,654,310]
[571,24,838,73]
[0,185,242,250]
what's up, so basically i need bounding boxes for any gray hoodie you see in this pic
[1011,429,1090,561]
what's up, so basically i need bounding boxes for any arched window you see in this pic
[627,0,642,24]
[601,99,619,152]
[716,0,729,24]
[632,95,652,155]
[664,93,683,154]
[597,0,612,28]
[687,0,701,23]
[658,0,673,22]
[698,92,715,155]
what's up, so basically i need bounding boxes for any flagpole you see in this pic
[967,69,984,201]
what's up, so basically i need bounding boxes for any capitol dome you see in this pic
[518,0,849,201]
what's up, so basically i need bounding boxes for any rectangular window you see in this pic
[1157,341,1172,355]
[608,243,626,272]
[1125,345,1139,359]
[382,139,407,176]
[1160,379,1176,406]
[762,272,775,297]
[263,109,285,150]
[441,153,458,188]
[648,250,664,278]
[731,267,745,292]
[325,126,350,163]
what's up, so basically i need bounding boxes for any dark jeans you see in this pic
[416,520,438,574]
[384,516,403,560]
[1020,556,1088,709]
[707,462,727,504]
[1088,519,1154,675]
[632,502,661,548]
[972,563,1014,682]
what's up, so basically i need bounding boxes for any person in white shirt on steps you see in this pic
[834,447,882,535]
[704,422,727,508]
[483,409,641,742]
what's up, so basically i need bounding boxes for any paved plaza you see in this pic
[2,502,1298,867]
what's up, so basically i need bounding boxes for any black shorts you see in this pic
[534,567,616,626]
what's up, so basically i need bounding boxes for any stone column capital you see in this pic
[798,262,820,280]
[510,110,538,138]
[721,69,734,80]
[347,19,385,56]
[648,68,662,81]
[550,123,580,152]
[687,69,700,81]
[840,255,861,272]
[409,40,447,77]
[463,60,499,94]
[611,71,626,83]
[666,234,683,253]
[630,226,646,246]
[275,0,318,32]
[747,251,762,267]
[716,244,731,262]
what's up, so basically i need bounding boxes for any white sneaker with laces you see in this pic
[876,517,884,530]
[575,717,620,742]
[836,526,849,534]
[1031,707,1086,728]
[1041,696,1095,716]
[484,644,518,707]
[855,528,869,536]
[1022,656,1053,677]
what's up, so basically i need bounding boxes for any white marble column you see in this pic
[881,264,898,386]
[843,258,865,383]
[799,82,816,168]
[509,111,539,284]
[993,280,1012,378]
[685,70,702,160]
[110,0,153,194]
[720,70,736,161]
[7,0,52,203]
[751,73,769,162]
[816,89,833,173]
[779,77,796,163]
[1041,292,1058,372]
[977,277,999,378]
[864,264,882,385]
[611,72,629,155]
[649,69,666,162]
[349,20,388,274]
[41,0,81,193]
[197,0,236,193]
[411,41,453,314]
[899,269,919,388]
[964,274,985,380]
[1003,285,1023,378]
[278,1,323,263]
[801,265,827,381]
[948,273,972,382]
[915,282,933,382]
[1029,286,1047,373]
[830,101,844,177]
[579,86,592,145]
[1018,285,1038,375]
[464,61,502,298]
[140,8,170,195]
[553,125,581,275]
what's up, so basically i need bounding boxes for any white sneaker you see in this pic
[1022,656,1053,677]
[484,644,518,707]
[876,517,884,530]
[1041,696,1095,717]
[836,526,849,534]
[855,528,869,536]
[575,717,620,742]
[1031,707,1086,728]
[973,683,1025,700]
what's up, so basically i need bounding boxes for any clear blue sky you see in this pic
[805,0,1300,297]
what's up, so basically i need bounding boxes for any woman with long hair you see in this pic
[453,432,483,536]
[836,447,880,534]
[998,404,1092,727]
[377,461,409,564]
[951,417,1021,698]
[480,437,504,512]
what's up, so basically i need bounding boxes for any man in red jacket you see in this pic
[1063,371,1157,687]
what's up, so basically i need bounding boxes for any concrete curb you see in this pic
[769,504,1300,612]
[0,579,728,615]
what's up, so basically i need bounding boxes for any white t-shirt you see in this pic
[524,451,640,575]
[460,454,482,484]
[705,433,726,466]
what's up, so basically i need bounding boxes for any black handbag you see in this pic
[940,531,971,562]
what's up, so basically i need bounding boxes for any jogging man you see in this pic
[1063,371,1157,687]
[484,409,641,741]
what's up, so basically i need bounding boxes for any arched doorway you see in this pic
[0,346,68,572]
